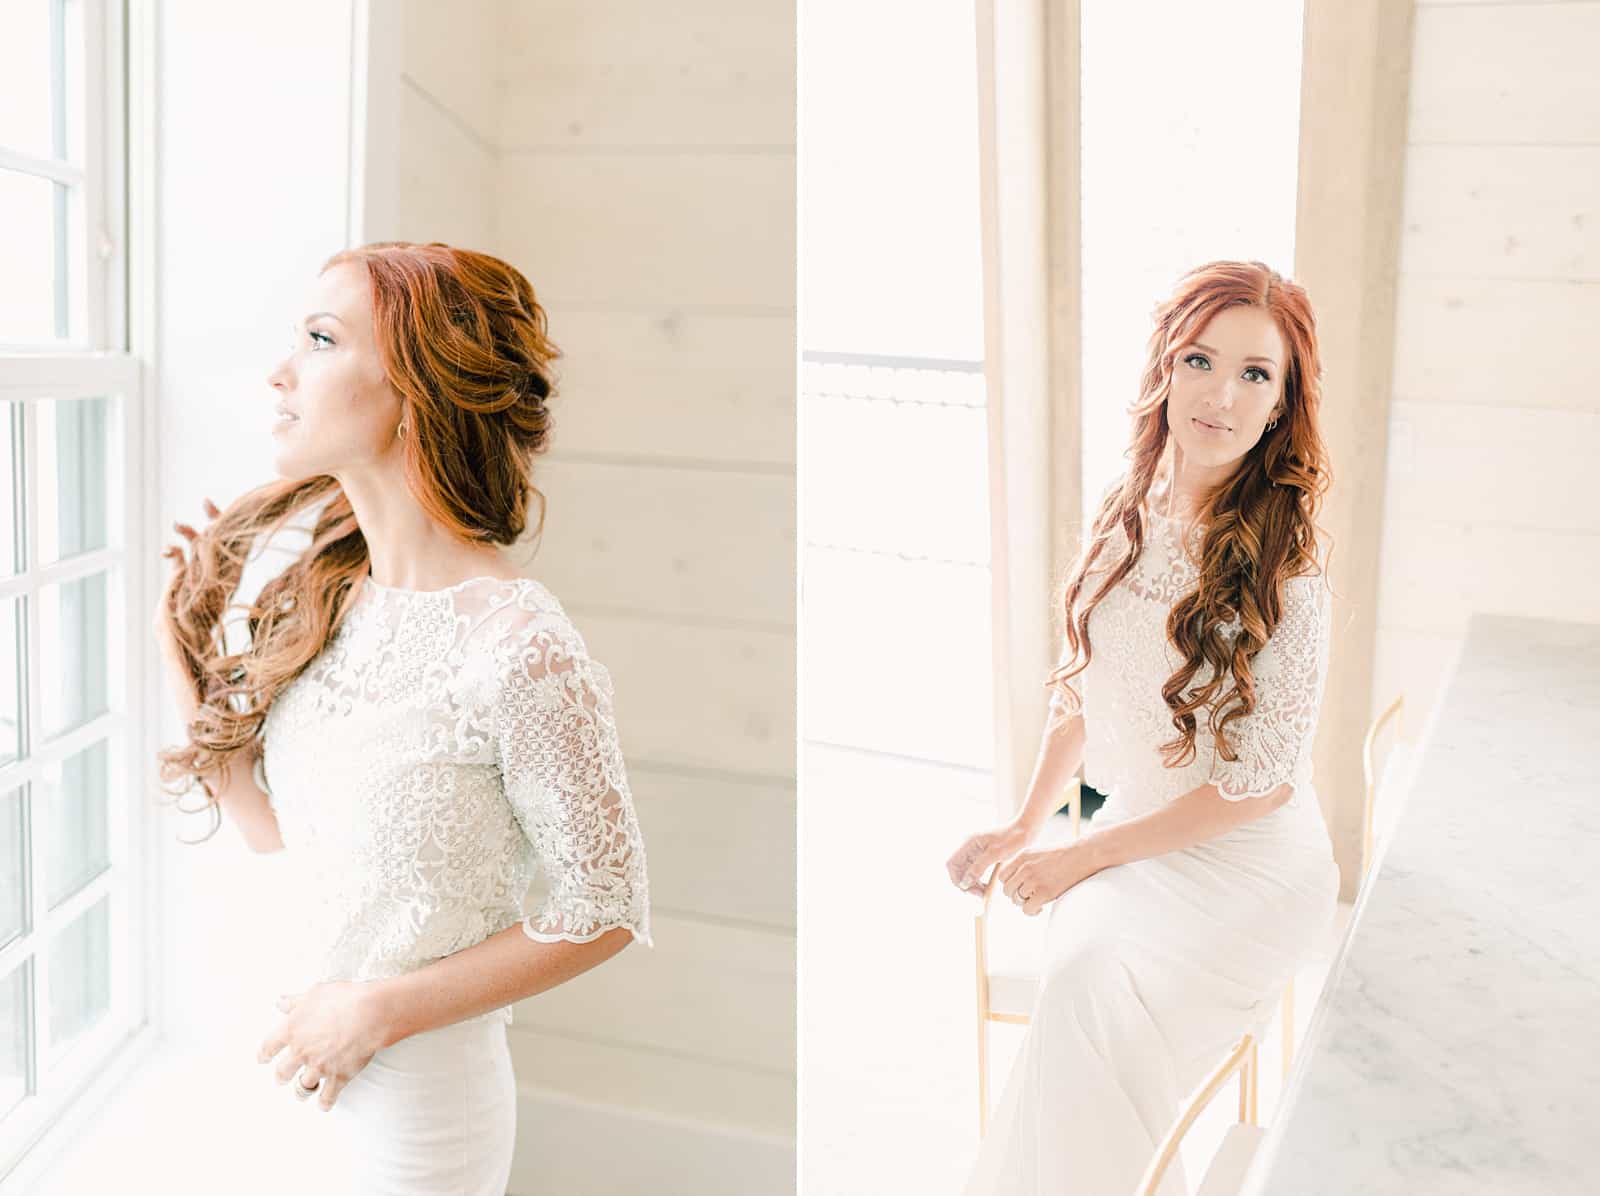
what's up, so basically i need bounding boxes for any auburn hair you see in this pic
[156,242,560,841]
[1044,259,1335,768]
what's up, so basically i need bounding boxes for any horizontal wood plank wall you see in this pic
[396,1,797,1183]
[393,0,498,250]
[1375,1,1600,762]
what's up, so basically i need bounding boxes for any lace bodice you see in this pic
[258,573,652,1027]
[1047,504,1333,818]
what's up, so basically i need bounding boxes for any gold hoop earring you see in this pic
[1266,417,1279,430]
[395,422,405,440]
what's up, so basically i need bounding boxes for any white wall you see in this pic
[387,3,797,1191]
[1372,0,1600,739]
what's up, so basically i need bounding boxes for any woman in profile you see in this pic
[947,260,1341,1195]
[153,242,651,1194]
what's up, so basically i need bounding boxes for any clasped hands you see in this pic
[945,822,1101,917]
[257,979,390,1112]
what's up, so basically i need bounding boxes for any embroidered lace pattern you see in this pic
[259,575,652,1027]
[1047,507,1332,815]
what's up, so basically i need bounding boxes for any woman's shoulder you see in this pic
[455,573,567,626]
[456,575,593,657]
[1280,561,1332,606]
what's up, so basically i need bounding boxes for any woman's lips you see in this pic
[1192,416,1230,433]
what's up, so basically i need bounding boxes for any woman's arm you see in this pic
[156,508,284,854]
[366,923,634,1047]
[997,776,1290,915]
[495,607,653,942]
[1082,780,1289,872]
[164,669,284,854]
[1011,704,1089,840]
[947,698,1087,892]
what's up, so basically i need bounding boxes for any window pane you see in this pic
[42,740,109,910]
[803,362,988,563]
[48,893,109,1052]
[0,0,58,161]
[0,401,17,576]
[0,961,28,1119]
[39,572,109,740]
[801,360,993,769]
[0,168,67,347]
[0,787,23,949]
[0,597,19,766]
[36,397,113,564]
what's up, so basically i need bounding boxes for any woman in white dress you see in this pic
[152,242,651,1194]
[947,260,1342,1195]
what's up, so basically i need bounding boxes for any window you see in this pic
[799,2,993,1190]
[0,0,146,1178]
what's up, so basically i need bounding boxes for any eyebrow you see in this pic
[1192,341,1277,368]
[304,311,345,325]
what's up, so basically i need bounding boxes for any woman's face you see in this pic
[1164,304,1286,470]
[266,262,403,479]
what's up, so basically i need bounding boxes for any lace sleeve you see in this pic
[494,611,653,948]
[1209,573,1332,804]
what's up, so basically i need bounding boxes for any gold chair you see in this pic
[1134,1031,1264,1196]
[1134,691,1409,1195]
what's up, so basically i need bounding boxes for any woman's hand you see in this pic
[153,496,221,706]
[996,839,1101,916]
[946,821,1032,895]
[258,980,391,1112]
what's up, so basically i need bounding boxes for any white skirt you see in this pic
[962,795,1341,1196]
[289,1012,518,1195]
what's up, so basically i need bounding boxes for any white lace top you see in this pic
[257,573,652,1027]
[1048,502,1333,819]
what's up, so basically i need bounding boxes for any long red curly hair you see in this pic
[156,242,560,840]
[1045,259,1335,768]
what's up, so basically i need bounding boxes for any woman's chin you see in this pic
[269,444,318,480]
[1173,428,1249,470]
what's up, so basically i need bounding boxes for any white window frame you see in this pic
[0,0,160,1185]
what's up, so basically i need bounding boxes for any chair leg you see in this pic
[1241,1042,1254,1125]
[1281,977,1295,1087]
[1237,1037,1263,1126]
[975,912,990,1137]
[978,1015,989,1136]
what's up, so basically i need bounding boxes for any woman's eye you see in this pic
[308,330,334,348]
[1184,353,1269,383]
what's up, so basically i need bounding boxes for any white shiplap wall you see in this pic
[392,2,796,1190]
[1374,0,1600,738]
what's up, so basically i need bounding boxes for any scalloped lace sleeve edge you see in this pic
[521,918,654,949]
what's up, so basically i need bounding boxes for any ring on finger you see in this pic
[291,1070,322,1100]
